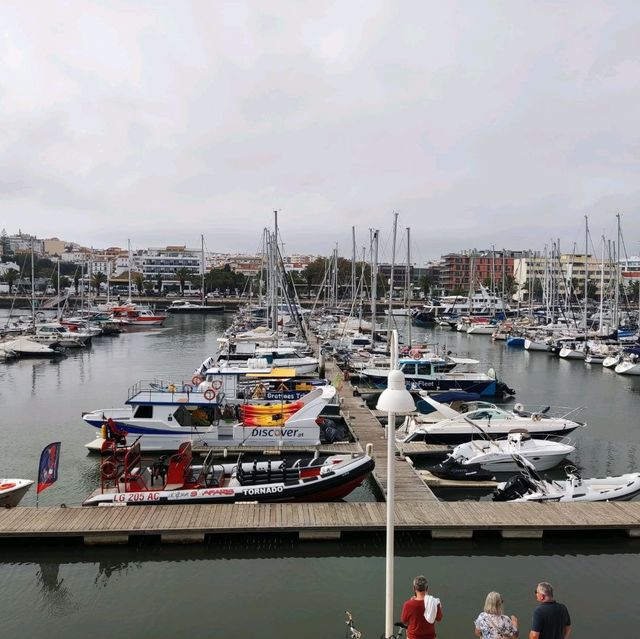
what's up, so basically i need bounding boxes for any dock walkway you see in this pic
[2,336,640,545]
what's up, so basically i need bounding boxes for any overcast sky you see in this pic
[1,1,639,263]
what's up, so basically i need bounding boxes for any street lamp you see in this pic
[376,329,416,639]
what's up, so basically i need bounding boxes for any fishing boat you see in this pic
[397,397,584,446]
[83,386,345,452]
[82,440,374,506]
[429,430,575,480]
[0,478,34,507]
[493,455,640,502]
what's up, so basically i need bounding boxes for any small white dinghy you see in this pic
[493,455,640,503]
[0,478,34,507]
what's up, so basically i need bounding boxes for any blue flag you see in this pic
[37,442,61,494]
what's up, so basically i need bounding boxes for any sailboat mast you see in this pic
[200,234,205,306]
[615,213,621,329]
[406,227,411,348]
[30,238,36,327]
[387,212,398,344]
[371,229,379,329]
[127,239,132,303]
[584,215,589,333]
[351,227,356,307]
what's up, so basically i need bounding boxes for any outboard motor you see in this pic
[493,474,538,501]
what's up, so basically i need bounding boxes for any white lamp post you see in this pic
[376,330,416,639]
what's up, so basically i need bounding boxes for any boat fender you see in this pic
[204,389,216,401]
[100,460,117,480]
[514,403,524,414]
[192,375,203,385]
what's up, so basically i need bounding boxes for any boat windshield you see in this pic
[466,408,509,421]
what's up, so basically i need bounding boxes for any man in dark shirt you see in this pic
[529,582,571,639]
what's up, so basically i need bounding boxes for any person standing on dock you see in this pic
[530,582,571,639]
[401,575,443,639]
[474,591,518,638]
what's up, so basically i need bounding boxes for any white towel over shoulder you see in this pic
[423,595,440,624]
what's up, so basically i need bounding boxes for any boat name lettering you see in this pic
[265,391,300,401]
[244,485,285,496]
[250,428,303,438]
[114,492,160,503]
[201,488,235,496]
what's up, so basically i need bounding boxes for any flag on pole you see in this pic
[37,442,61,494]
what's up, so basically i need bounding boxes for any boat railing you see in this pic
[127,377,203,400]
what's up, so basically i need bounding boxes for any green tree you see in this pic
[2,267,18,293]
[419,275,434,299]
[174,268,191,293]
[73,273,81,294]
[132,273,146,295]
[156,274,163,293]
[91,271,107,294]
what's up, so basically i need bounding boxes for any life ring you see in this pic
[410,349,421,360]
[100,460,117,480]
[192,375,203,386]
[211,380,223,391]
[204,389,216,401]
[183,383,193,393]
[0,482,16,491]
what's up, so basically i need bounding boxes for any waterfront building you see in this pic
[141,246,202,290]
[439,249,522,294]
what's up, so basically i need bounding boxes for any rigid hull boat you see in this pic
[83,441,374,506]
[83,387,342,452]
[493,456,640,502]
[429,431,575,480]
[359,358,513,398]
[0,478,34,507]
[397,398,584,446]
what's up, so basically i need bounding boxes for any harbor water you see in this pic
[1,312,640,637]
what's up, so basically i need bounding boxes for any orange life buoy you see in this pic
[100,460,117,480]
[410,349,421,360]
[204,389,216,401]
[192,375,203,385]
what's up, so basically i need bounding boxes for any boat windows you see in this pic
[172,405,220,427]
[133,405,153,419]
[416,363,433,376]
[468,409,507,421]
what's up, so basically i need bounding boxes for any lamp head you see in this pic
[376,369,416,414]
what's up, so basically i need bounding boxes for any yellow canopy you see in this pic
[244,367,296,378]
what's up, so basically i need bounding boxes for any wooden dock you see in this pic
[2,343,640,545]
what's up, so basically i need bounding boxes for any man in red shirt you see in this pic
[401,575,443,639]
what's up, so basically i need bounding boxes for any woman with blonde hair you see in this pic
[474,591,519,639]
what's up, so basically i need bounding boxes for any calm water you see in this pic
[1,312,640,638]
